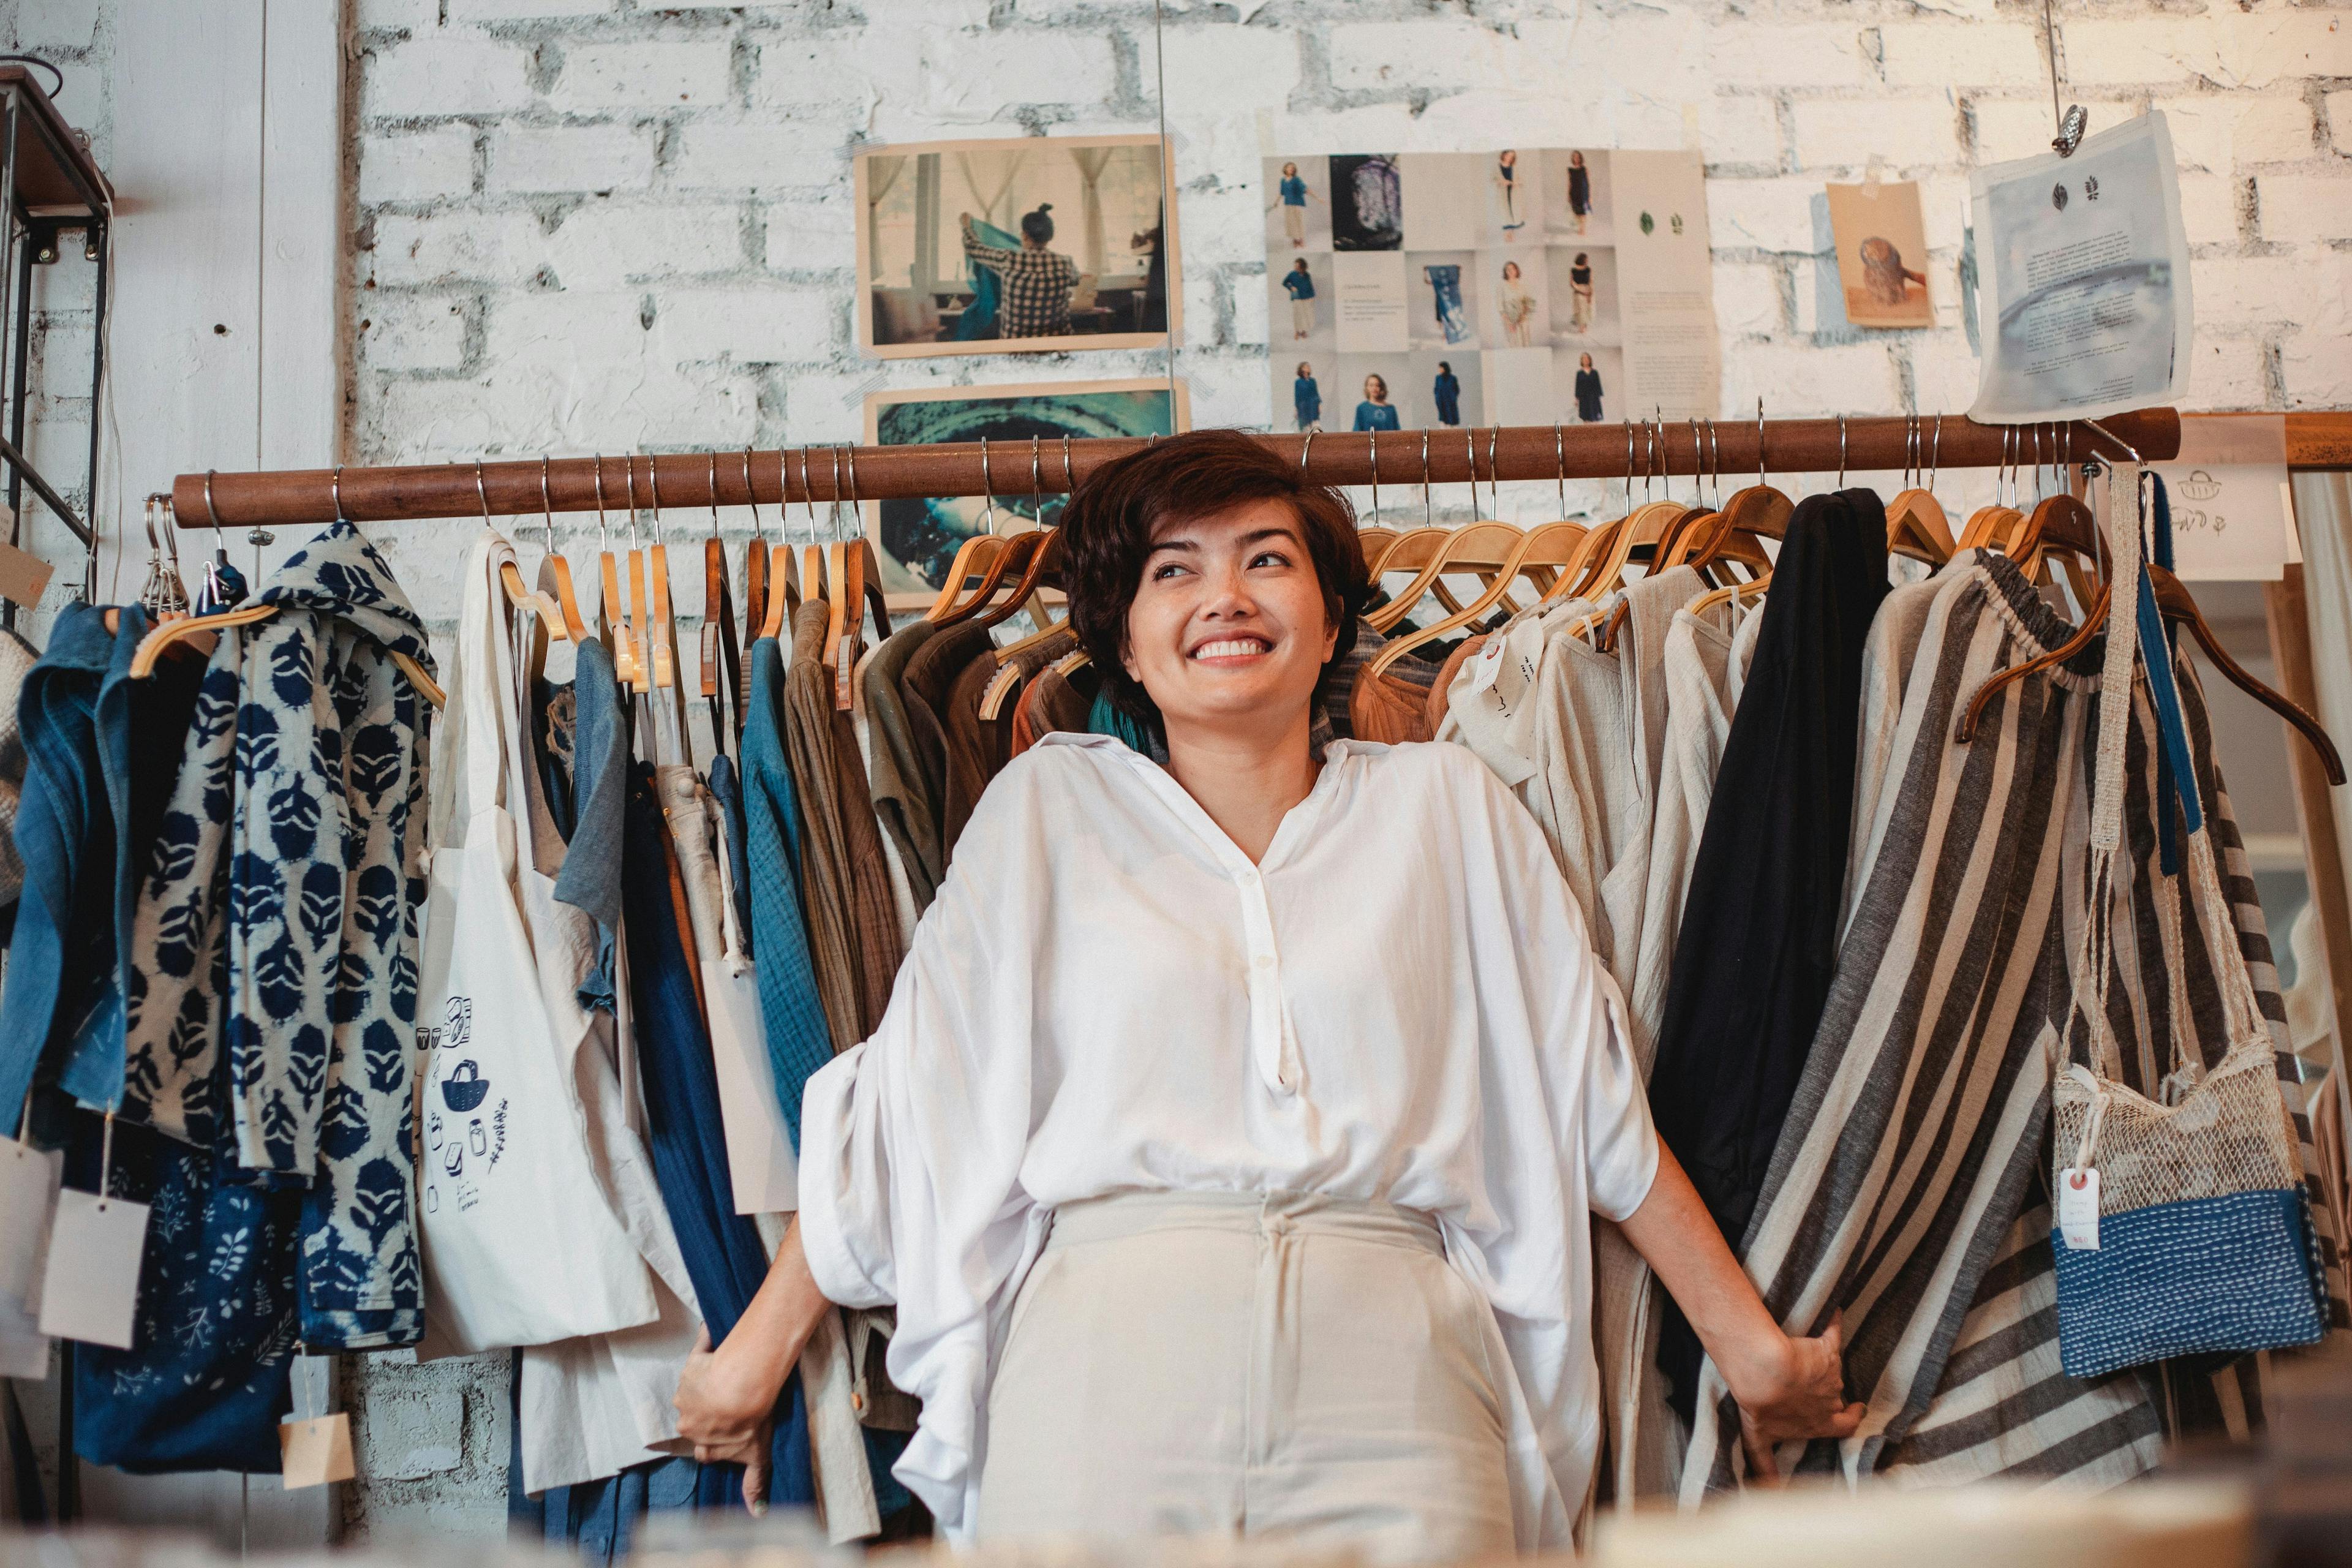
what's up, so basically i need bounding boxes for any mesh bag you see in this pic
[2048,467,2326,1378]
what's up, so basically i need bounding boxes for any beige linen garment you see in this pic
[799,735,1659,1547]
[978,1191,1519,1566]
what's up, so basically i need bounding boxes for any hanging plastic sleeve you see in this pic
[280,1349,356,1488]
[38,1113,148,1350]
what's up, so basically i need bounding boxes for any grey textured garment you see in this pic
[0,627,32,913]
[1679,550,2348,1501]
[861,619,942,913]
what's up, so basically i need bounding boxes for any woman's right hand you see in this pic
[677,1326,783,1511]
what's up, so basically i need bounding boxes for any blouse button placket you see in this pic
[1232,861,1295,1095]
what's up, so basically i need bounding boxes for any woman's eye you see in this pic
[1150,561,1188,581]
[1250,551,1291,569]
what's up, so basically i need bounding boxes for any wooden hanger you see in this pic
[643,456,676,691]
[1883,415,1956,567]
[128,481,446,708]
[586,459,635,684]
[982,436,1084,683]
[761,450,806,642]
[737,447,771,649]
[976,526,1062,633]
[699,453,744,745]
[532,456,588,643]
[1365,520,1586,680]
[478,461,568,642]
[927,436,1012,623]
[1355,526,1398,571]
[829,446,894,710]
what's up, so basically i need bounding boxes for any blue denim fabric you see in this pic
[706,753,754,960]
[621,764,813,1509]
[552,639,627,1014]
[740,638,832,1149]
[0,606,129,1128]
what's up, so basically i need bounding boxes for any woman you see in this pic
[1283,258,1317,341]
[1431,361,1461,428]
[1569,252,1596,334]
[674,431,1860,1559]
[1567,150,1591,233]
[1352,373,1401,432]
[1494,148,1523,239]
[960,205,1081,339]
[1496,260,1536,348]
[1293,362,1322,432]
[1272,160,1319,247]
[1574,351,1604,423]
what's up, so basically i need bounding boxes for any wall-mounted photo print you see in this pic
[862,379,1189,605]
[1264,148,1717,430]
[1826,179,1934,328]
[1329,154,1404,251]
[856,135,1178,359]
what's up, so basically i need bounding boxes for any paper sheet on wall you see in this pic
[2155,414,2295,581]
[1262,148,1717,436]
[1967,113,2192,422]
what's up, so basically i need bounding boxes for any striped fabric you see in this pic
[1679,549,2348,1502]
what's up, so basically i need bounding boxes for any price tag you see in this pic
[0,1135,61,1378]
[279,1415,355,1488]
[1464,635,1506,699]
[39,1189,149,1349]
[280,1353,353,1488]
[2058,1167,2101,1251]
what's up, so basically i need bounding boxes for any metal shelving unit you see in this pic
[0,62,111,626]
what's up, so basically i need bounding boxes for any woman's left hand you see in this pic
[1721,1310,1866,1482]
[676,1327,779,1512]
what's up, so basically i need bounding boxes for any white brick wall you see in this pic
[9,0,2352,1541]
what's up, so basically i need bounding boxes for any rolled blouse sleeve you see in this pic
[797,778,1041,1536]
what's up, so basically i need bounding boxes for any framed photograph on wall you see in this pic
[855,134,1181,360]
[861,377,1191,608]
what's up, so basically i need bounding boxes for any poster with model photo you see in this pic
[1264,149,1716,434]
[856,134,1180,360]
[862,379,1189,607]
[1826,179,1934,328]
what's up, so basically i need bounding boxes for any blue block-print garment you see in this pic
[121,521,436,1351]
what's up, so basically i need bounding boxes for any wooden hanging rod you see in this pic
[169,408,2180,530]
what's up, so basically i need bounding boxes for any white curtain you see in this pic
[864,153,907,285]
[956,148,1028,229]
[1068,145,1117,275]
[2292,470,2352,1159]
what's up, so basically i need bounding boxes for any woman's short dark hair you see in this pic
[1061,429,1366,729]
[1020,203,1055,243]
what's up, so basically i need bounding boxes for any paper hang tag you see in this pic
[1464,635,1507,698]
[2058,1167,2101,1250]
[39,1189,149,1349]
[279,1414,356,1488]
[0,1137,61,1378]
[0,538,50,609]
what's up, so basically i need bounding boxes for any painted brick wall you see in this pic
[9,0,2352,1540]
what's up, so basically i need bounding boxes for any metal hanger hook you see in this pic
[843,442,862,538]
[1027,435,1042,524]
[742,448,764,543]
[1418,428,1431,527]
[827,446,845,542]
[624,454,641,546]
[1366,428,1381,524]
[708,451,721,538]
[539,456,558,553]
[1298,430,1314,475]
[474,459,491,522]
[647,453,666,540]
[1554,423,1567,516]
[1755,397,1767,488]
[1929,414,1943,492]
[1487,424,1501,519]
[979,436,998,535]
[592,456,609,548]
[1623,419,1635,513]
[1836,414,1849,489]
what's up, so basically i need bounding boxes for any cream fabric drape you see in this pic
[1067,145,1116,275]
[864,153,907,285]
[956,148,1027,228]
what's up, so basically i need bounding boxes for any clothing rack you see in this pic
[168,409,2184,530]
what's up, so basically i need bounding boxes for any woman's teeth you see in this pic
[1193,638,1270,660]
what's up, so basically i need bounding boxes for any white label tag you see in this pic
[2058,1167,2101,1250]
[39,1189,149,1349]
[1464,635,1506,698]
[279,1414,355,1488]
[0,1137,61,1376]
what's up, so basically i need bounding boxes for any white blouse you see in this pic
[799,733,1659,1546]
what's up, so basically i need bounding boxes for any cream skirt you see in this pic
[978,1189,1517,1564]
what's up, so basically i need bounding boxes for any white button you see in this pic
[1254,954,1273,970]
[1238,867,1259,884]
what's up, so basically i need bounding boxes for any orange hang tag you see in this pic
[0,538,51,609]
[279,1414,355,1488]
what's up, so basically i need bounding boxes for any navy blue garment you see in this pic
[620,764,812,1506]
[2140,474,2199,875]
[67,1106,303,1474]
[552,639,628,1014]
[706,753,753,962]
